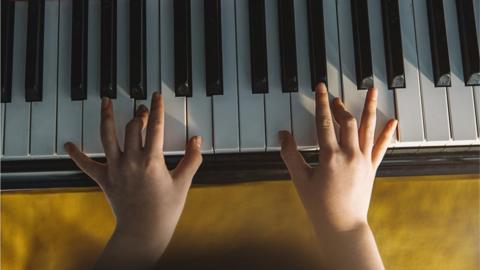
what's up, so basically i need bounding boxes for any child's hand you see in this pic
[64,91,202,269]
[279,83,396,270]
[279,83,396,232]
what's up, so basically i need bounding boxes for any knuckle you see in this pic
[101,111,112,122]
[126,118,141,129]
[368,101,377,110]
[196,152,204,164]
[100,126,112,137]
[323,153,336,165]
[149,117,162,128]
[321,147,337,162]
[143,154,164,168]
[318,117,333,129]
[135,111,148,119]
[120,158,136,170]
[361,124,374,133]
[101,106,112,117]
[345,151,361,163]
[280,148,289,159]
[320,91,329,99]
[345,116,357,127]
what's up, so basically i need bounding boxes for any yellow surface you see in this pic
[2,174,479,270]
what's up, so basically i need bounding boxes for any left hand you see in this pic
[64,91,202,268]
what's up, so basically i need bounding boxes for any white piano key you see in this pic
[324,0,342,99]
[474,87,480,137]
[337,0,365,124]
[324,0,343,141]
[83,0,103,155]
[236,0,266,152]
[367,0,396,140]
[443,0,478,141]
[116,0,135,150]
[211,0,240,154]
[412,0,450,142]
[4,2,29,158]
[161,0,187,154]
[264,0,291,151]
[136,0,160,110]
[290,0,315,150]
[29,0,59,156]
[57,0,83,156]
[393,0,425,144]
[188,0,213,154]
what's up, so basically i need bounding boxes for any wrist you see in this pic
[115,217,176,239]
[112,222,174,254]
[312,215,370,235]
[313,220,373,249]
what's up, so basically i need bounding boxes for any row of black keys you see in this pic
[1,0,479,103]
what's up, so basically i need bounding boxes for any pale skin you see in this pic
[65,92,202,270]
[65,83,396,270]
[279,83,397,270]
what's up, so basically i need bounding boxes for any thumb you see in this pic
[171,136,203,184]
[64,142,107,189]
[279,131,310,182]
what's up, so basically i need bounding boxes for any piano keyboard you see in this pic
[1,0,480,161]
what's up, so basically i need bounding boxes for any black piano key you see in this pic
[278,0,298,93]
[306,0,327,91]
[174,0,192,97]
[204,0,223,96]
[100,0,117,98]
[130,0,147,99]
[249,0,268,94]
[350,0,373,90]
[25,0,45,102]
[1,0,15,103]
[381,0,405,89]
[426,0,451,87]
[456,0,480,86]
[71,0,89,100]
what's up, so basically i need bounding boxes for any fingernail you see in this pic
[64,142,72,152]
[318,83,327,93]
[370,88,378,100]
[153,91,161,100]
[333,97,342,106]
[193,136,202,148]
[392,119,398,126]
[101,97,109,108]
[136,104,148,114]
[278,130,288,142]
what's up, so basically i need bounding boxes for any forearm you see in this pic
[93,224,174,270]
[314,222,385,270]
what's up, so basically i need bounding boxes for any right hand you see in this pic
[279,83,397,232]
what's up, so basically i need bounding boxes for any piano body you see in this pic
[1,0,479,190]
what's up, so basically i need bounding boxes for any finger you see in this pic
[372,119,398,168]
[145,91,164,156]
[359,88,377,154]
[315,83,339,151]
[101,97,121,160]
[279,131,311,182]
[64,142,107,188]
[331,97,359,151]
[135,104,149,129]
[124,105,149,154]
[171,136,203,184]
